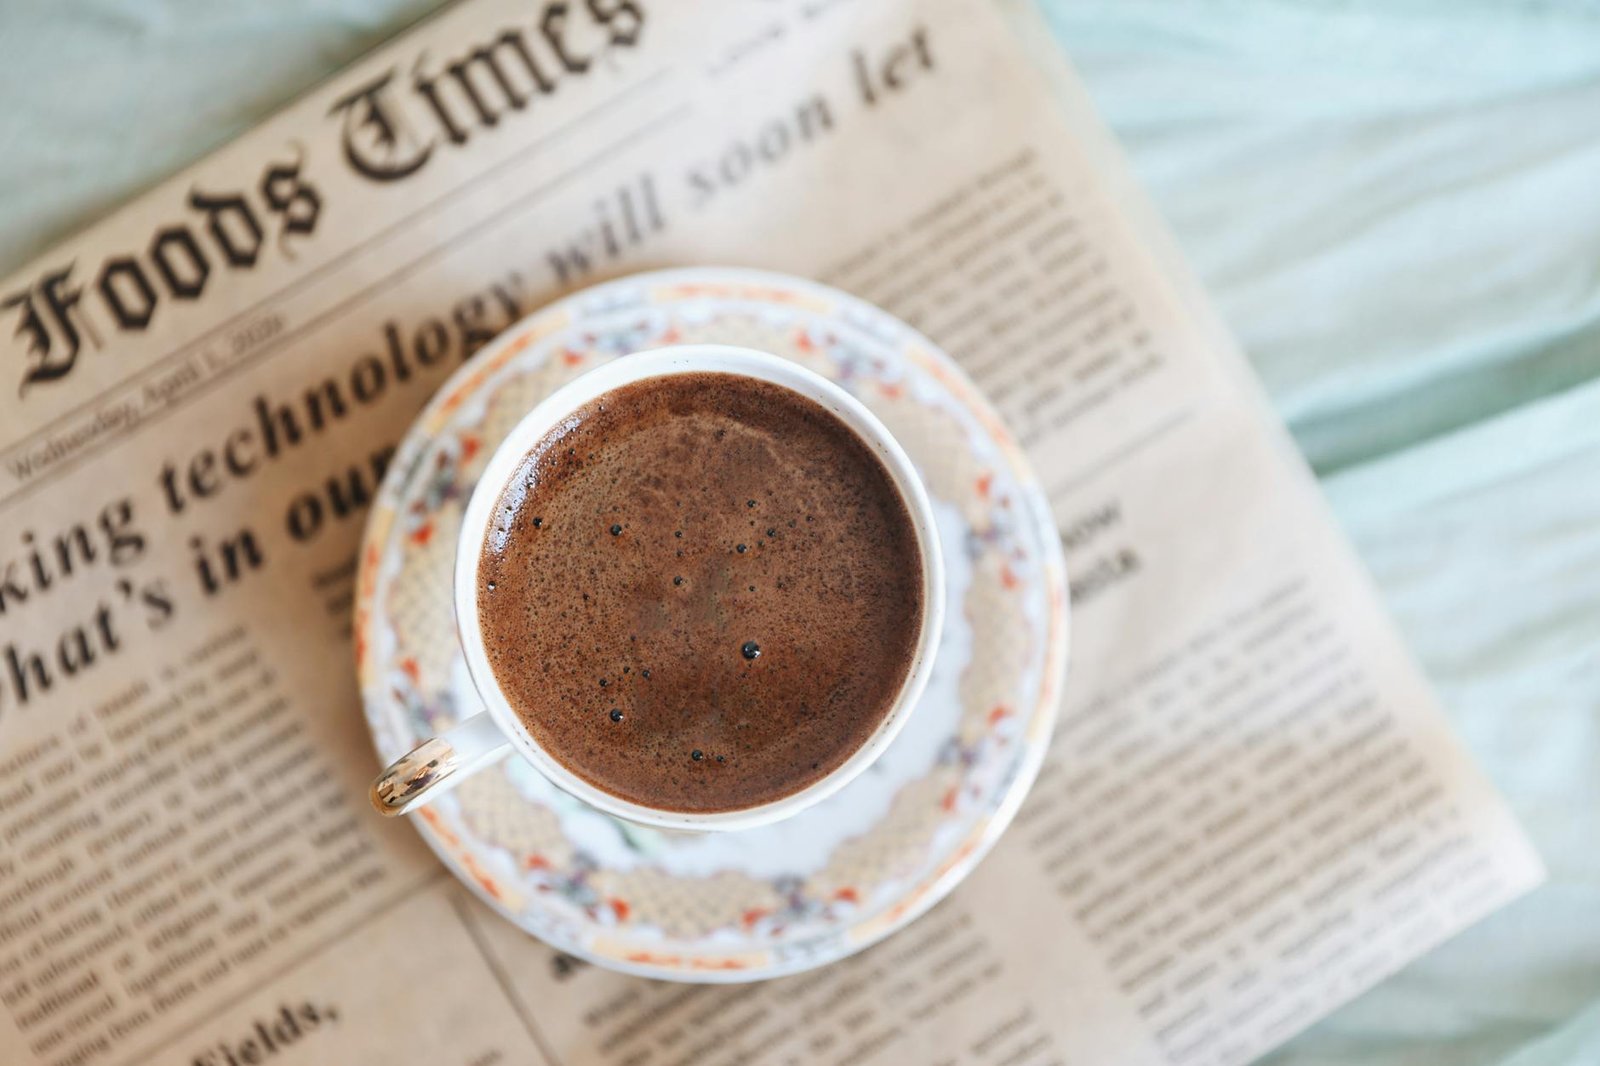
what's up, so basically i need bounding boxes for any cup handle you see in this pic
[370,712,512,816]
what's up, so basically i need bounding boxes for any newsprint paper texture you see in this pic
[0,2,1543,1065]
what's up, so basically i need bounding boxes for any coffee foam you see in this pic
[477,372,923,813]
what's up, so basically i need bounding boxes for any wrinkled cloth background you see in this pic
[2,2,1596,1063]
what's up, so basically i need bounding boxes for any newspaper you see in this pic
[0,2,1543,1065]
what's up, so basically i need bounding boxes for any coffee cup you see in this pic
[370,344,945,832]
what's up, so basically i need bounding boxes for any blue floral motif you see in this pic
[582,314,668,357]
[402,431,479,542]
[389,661,457,734]
[531,851,630,926]
[797,322,885,386]
[742,875,861,937]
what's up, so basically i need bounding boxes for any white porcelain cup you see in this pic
[370,344,946,832]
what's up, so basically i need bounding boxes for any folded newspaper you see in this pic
[0,2,1543,1065]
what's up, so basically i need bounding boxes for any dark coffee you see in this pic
[477,371,924,813]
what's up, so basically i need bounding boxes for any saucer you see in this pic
[355,267,1069,982]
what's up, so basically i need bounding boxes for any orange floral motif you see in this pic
[464,855,503,901]
[440,380,471,413]
[936,840,979,878]
[619,950,745,970]
[625,950,684,965]
[690,958,748,971]
[449,367,490,405]
[418,807,460,849]
[609,898,632,922]
[882,897,916,924]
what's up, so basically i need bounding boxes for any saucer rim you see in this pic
[355,265,1071,982]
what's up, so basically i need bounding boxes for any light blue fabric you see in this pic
[3,3,1597,1063]
[1045,2,1600,476]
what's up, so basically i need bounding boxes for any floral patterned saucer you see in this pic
[355,267,1069,981]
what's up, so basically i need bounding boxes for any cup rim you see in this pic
[453,344,947,832]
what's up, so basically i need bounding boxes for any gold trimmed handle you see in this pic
[370,713,511,816]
